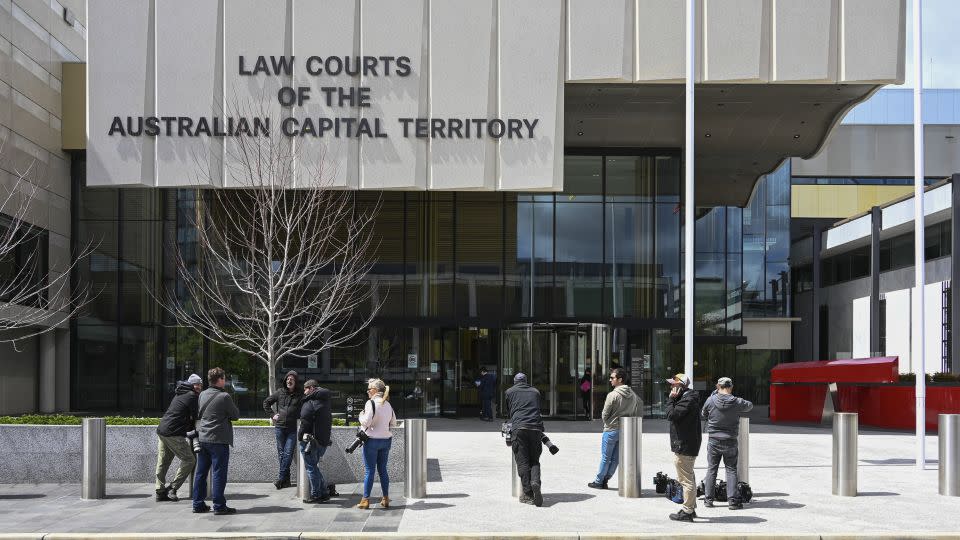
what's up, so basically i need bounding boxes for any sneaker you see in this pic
[728,500,743,510]
[155,489,170,502]
[669,510,696,522]
[519,494,534,505]
[192,504,211,514]
[166,489,179,502]
[530,483,543,507]
[213,506,237,515]
[280,478,292,489]
[587,481,608,490]
[318,494,331,503]
[327,485,340,497]
[273,479,284,490]
[703,499,714,508]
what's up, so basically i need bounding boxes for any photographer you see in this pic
[701,377,753,510]
[588,367,641,490]
[154,374,202,502]
[665,373,701,522]
[262,370,302,490]
[192,367,240,516]
[298,379,332,503]
[356,378,397,510]
[505,372,545,507]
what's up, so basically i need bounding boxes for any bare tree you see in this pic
[0,147,95,345]
[163,110,382,392]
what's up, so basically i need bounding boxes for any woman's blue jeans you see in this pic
[362,437,392,498]
[594,429,620,484]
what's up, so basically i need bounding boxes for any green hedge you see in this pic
[0,415,347,427]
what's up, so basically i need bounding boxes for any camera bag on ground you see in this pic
[664,479,684,504]
[699,480,754,503]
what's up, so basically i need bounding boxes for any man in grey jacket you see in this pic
[588,368,641,489]
[192,367,241,515]
[700,376,753,510]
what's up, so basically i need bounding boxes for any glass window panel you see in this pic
[695,207,726,254]
[79,188,118,220]
[562,156,602,201]
[361,193,403,317]
[606,156,653,202]
[655,204,680,318]
[118,326,158,411]
[121,188,162,220]
[405,193,454,318]
[695,252,726,335]
[555,202,602,317]
[209,341,268,416]
[75,325,119,410]
[77,221,118,325]
[606,203,654,318]
[726,207,742,253]
[742,251,765,315]
[655,156,681,202]
[508,200,553,318]
[765,163,791,206]
[765,260,789,316]
[764,205,790,261]
[456,200,504,319]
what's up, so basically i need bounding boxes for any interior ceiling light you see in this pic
[704,133,711,138]
[793,134,800,139]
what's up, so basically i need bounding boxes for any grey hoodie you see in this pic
[601,385,642,432]
[700,390,753,439]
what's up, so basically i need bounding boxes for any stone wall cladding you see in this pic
[0,424,405,485]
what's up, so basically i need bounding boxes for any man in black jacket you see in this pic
[298,379,332,503]
[154,373,202,502]
[505,372,545,507]
[263,370,302,489]
[665,373,702,522]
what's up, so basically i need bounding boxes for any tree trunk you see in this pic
[267,357,277,397]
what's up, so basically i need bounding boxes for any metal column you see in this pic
[404,419,427,499]
[683,0,695,379]
[951,175,960,375]
[812,224,822,359]
[940,414,960,496]
[912,0,927,470]
[738,417,750,484]
[297,448,308,501]
[832,412,858,496]
[511,453,521,497]
[618,417,642,498]
[81,418,106,499]
[870,206,882,356]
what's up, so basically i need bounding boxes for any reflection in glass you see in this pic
[556,202,602,317]
[607,203,654,317]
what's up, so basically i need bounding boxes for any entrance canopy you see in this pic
[82,0,904,201]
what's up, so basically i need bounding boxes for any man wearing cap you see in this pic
[505,373,545,506]
[298,379,333,503]
[701,376,753,510]
[665,373,701,521]
[154,374,202,502]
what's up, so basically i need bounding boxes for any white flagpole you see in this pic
[684,0,695,379]
[912,0,926,470]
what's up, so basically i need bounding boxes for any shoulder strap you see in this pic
[198,391,218,419]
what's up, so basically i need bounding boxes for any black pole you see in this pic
[870,206,882,356]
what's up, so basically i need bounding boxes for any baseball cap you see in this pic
[717,376,733,388]
[186,374,203,385]
[304,379,319,389]
[514,372,527,384]
[665,373,690,387]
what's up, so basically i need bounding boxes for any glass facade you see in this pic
[72,151,785,416]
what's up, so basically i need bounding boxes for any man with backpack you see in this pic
[701,376,753,510]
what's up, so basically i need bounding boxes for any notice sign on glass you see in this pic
[407,354,418,369]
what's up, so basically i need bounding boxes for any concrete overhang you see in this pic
[566,83,881,207]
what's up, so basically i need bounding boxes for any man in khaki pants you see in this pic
[155,374,202,501]
[665,373,701,521]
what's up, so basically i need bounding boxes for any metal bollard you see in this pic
[939,414,960,496]
[297,449,309,501]
[738,417,750,484]
[81,418,106,499]
[511,452,521,497]
[404,419,427,499]
[832,412,858,496]
[618,417,642,498]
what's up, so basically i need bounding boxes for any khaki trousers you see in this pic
[156,435,196,491]
[673,453,697,514]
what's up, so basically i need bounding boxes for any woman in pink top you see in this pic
[356,378,396,509]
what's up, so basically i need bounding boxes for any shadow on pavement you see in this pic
[105,494,150,500]
[697,515,768,524]
[426,493,469,499]
[540,492,595,507]
[745,498,805,509]
[404,501,454,511]
[241,505,303,514]
[857,491,900,497]
[0,494,46,499]
[752,492,789,497]
[226,493,269,500]
[861,458,939,466]
[427,458,443,482]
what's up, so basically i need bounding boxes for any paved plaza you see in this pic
[0,419,958,538]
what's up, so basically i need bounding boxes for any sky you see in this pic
[902,0,960,89]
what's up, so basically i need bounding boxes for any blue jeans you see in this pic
[274,427,297,481]
[481,397,493,419]
[703,437,740,503]
[362,437,392,498]
[192,442,230,511]
[299,440,328,499]
[594,430,620,484]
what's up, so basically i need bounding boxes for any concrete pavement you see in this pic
[0,419,958,538]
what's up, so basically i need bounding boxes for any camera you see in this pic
[540,435,559,455]
[302,433,316,454]
[653,471,670,494]
[345,429,370,454]
[500,422,513,446]
[185,430,201,454]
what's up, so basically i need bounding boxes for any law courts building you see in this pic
[0,0,908,418]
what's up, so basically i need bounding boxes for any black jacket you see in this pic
[262,370,302,430]
[478,372,496,399]
[157,382,199,437]
[666,387,702,457]
[298,388,333,446]
[505,382,544,432]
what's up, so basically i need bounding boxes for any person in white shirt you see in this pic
[356,378,396,509]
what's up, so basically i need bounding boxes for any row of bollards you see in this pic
[831,413,960,497]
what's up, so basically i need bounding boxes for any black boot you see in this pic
[165,484,179,502]
[155,488,170,502]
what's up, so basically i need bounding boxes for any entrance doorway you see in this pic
[500,323,611,418]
